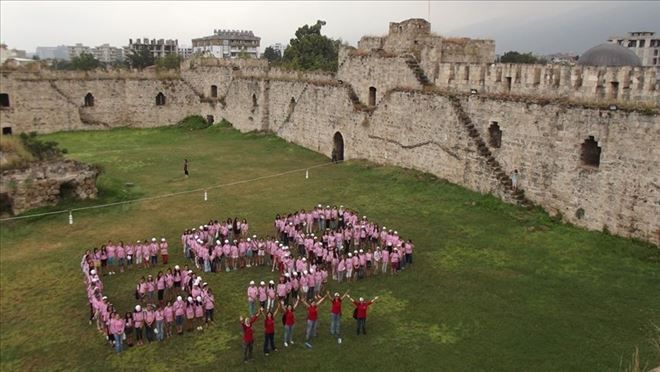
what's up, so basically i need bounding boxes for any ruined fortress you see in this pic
[1,19,658,245]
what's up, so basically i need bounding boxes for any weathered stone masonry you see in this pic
[0,19,658,245]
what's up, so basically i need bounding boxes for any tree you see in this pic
[500,51,545,64]
[156,53,182,70]
[126,47,154,69]
[281,20,340,72]
[71,52,101,71]
[262,46,282,63]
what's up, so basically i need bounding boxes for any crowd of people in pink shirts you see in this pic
[81,254,215,353]
[82,237,170,276]
[80,205,412,359]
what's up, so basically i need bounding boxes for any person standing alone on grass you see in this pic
[301,293,328,348]
[348,295,379,335]
[511,169,519,191]
[184,159,189,178]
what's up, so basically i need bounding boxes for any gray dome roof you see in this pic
[577,43,642,67]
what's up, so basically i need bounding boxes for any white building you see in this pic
[178,46,194,59]
[608,31,660,76]
[272,43,285,57]
[127,38,179,59]
[66,43,93,59]
[93,43,124,63]
[192,29,260,59]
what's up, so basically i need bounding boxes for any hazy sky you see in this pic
[1,1,657,54]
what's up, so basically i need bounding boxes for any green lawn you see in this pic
[1,122,658,371]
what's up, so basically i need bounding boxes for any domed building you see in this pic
[577,43,642,67]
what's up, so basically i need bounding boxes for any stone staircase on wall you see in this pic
[284,83,310,123]
[448,95,530,207]
[180,79,206,102]
[403,56,432,87]
[48,81,78,107]
[345,84,374,113]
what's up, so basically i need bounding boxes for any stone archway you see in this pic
[333,132,344,162]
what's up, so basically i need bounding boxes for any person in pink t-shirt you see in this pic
[174,296,185,335]
[204,288,215,325]
[160,238,169,265]
[163,301,174,337]
[133,305,145,345]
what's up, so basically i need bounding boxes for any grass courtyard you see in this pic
[0,122,658,371]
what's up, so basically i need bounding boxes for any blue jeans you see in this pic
[248,301,256,316]
[330,313,341,337]
[357,318,367,335]
[114,333,123,352]
[204,258,211,272]
[156,320,164,341]
[283,324,294,344]
[305,320,317,342]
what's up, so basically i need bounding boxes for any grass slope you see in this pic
[1,123,658,371]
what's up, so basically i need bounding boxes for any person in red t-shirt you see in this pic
[240,309,261,363]
[263,302,281,356]
[328,290,350,343]
[348,295,379,335]
[300,293,329,348]
[282,296,300,347]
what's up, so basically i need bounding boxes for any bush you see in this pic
[175,115,211,130]
[19,132,65,161]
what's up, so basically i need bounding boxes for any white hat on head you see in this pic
[247,238,251,242]
[310,268,315,273]
[192,228,196,231]
[293,271,298,276]
[284,273,290,277]
[196,296,202,302]
[354,250,358,254]
[152,238,156,242]
[161,238,166,242]
[348,253,352,257]
[91,277,98,282]
[137,240,141,243]
[359,297,364,302]
[303,270,308,275]
[225,240,229,243]
[340,205,343,208]
[362,216,366,219]
[249,280,255,285]
[199,225,203,229]
[102,295,108,300]
[334,292,340,297]
[326,205,330,208]
[188,270,193,274]
[135,305,141,311]
[260,281,265,285]
[317,204,322,208]
[194,235,199,239]
[383,226,386,230]
[269,280,274,284]
[253,235,257,238]
[275,240,279,244]
[302,257,306,261]
[394,231,398,235]
[175,265,180,270]
[216,240,221,244]
[177,296,182,301]
[90,269,96,275]
[203,282,208,286]
[187,296,193,302]
[359,249,363,253]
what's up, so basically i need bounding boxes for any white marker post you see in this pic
[305,169,309,179]
[204,190,208,201]
[68,210,73,225]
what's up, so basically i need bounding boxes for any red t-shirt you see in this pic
[241,316,258,342]
[264,317,275,334]
[331,299,342,315]
[284,310,295,326]
[308,305,318,321]
[354,301,373,319]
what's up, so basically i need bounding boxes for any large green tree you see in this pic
[500,51,546,64]
[281,20,340,72]
[71,52,101,70]
[127,47,155,69]
[155,53,182,70]
[262,46,282,63]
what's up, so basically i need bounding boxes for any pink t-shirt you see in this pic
[247,286,258,301]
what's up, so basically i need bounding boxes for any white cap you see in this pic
[310,268,315,273]
[334,292,340,297]
[269,280,275,284]
[90,269,97,275]
[275,240,279,244]
[194,235,199,239]
[188,296,193,302]
[135,305,141,311]
[199,225,203,229]
[196,296,202,301]
[302,257,306,261]
[102,295,108,300]
[253,234,257,238]
[326,205,330,208]
[247,238,251,242]
[348,253,352,257]
[317,204,322,208]
[359,297,364,302]
[284,273,290,277]
[260,281,265,285]
[216,240,221,244]
[175,265,180,270]
[188,270,193,274]
[91,277,98,282]
[161,238,166,242]
[203,282,208,286]
[152,238,156,242]
[383,226,386,230]
[362,216,366,219]
[249,280,255,285]
[340,205,343,208]
[394,231,398,235]
[225,240,229,243]
[359,249,364,253]
[303,270,308,275]
[177,296,182,301]
[137,240,141,243]
[293,271,298,276]
[354,250,358,254]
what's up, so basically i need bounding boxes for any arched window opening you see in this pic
[2,127,12,135]
[83,93,94,107]
[156,92,166,106]
[368,87,376,106]
[488,122,502,148]
[0,93,9,107]
[581,136,601,168]
[211,85,218,98]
